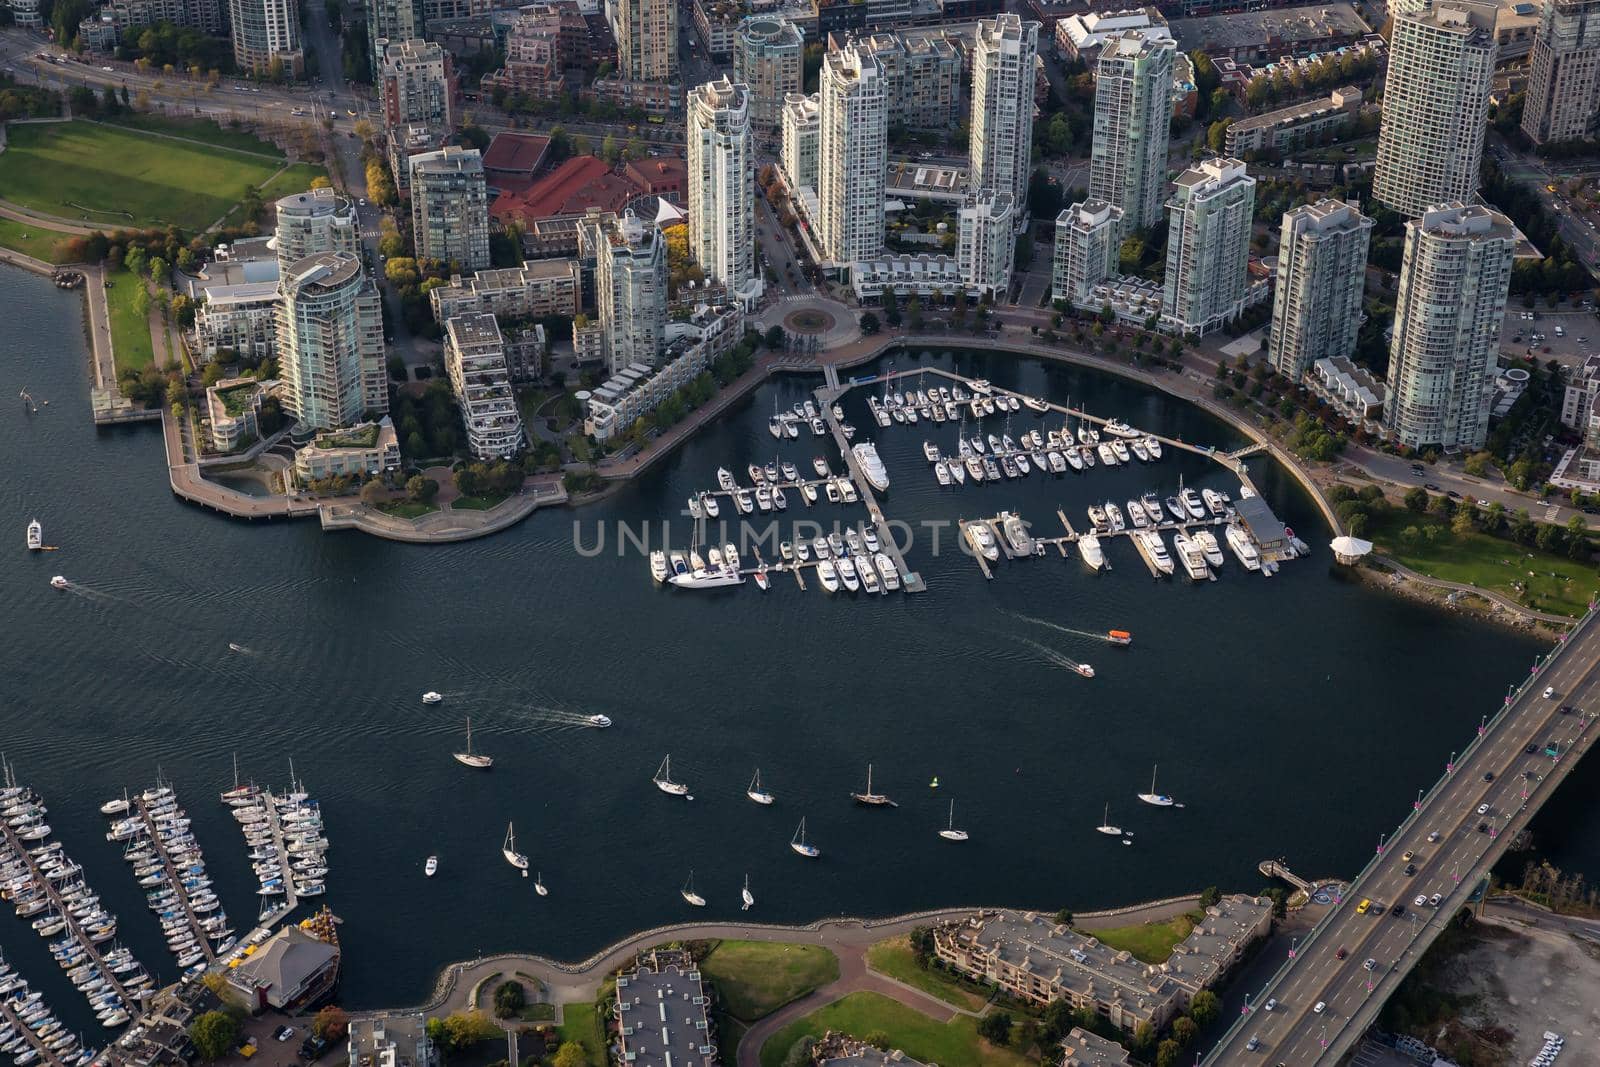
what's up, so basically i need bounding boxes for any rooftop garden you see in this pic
[315,424,381,450]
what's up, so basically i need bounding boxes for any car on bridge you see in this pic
[1477,803,1491,815]
[1364,957,1378,970]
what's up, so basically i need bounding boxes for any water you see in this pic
[0,264,1578,1033]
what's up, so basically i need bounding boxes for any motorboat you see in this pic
[755,486,773,512]
[935,461,952,486]
[734,489,754,515]
[668,568,745,589]
[938,800,969,842]
[1126,500,1149,529]
[1074,662,1095,678]
[1172,532,1210,580]
[965,456,985,482]
[970,435,985,454]
[50,576,67,590]
[922,441,940,463]
[501,823,528,871]
[790,818,820,858]
[754,565,770,591]
[702,495,719,518]
[587,714,612,728]
[1023,395,1049,414]
[1181,487,1206,520]
[817,558,840,593]
[650,551,669,583]
[837,556,861,592]
[1142,531,1175,576]
[1137,765,1179,808]
[1202,488,1227,515]
[747,769,775,805]
[1130,439,1150,462]
[1165,495,1187,522]
[795,540,811,562]
[1144,436,1162,459]
[948,458,966,484]
[687,495,704,520]
[424,856,437,877]
[681,871,706,907]
[852,443,890,492]
[1193,529,1225,567]
[1105,504,1126,533]
[708,546,725,570]
[1107,630,1132,646]
[653,755,690,797]
[1014,452,1032,475]
[1086,504,1108,530]
[1064,448,1084,471]
[1111,440,1131,463]
[874,553,900,591]
[1000,456,1019,479]
[1097,442,1117,466]
[26,520,41,550]
[965,521,999,562]
[859,560,881,594]
[813,456,830,478]
[1078,533,1106,571]
[800,482,818,504]
[453,718,493,769]
[851,764,896,807]
[1000,512,1033,556]
[1103,418,1140,439]
[1226,525,1262,571]
[717,467,737,491]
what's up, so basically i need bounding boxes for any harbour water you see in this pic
[0,263,1584,1029]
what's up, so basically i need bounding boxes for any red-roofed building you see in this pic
[491,156,635,223]
[482,132,552,195]
[623,157,686,205]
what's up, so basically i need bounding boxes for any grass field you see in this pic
[698,940,839,1021]
[0,121,283,232]
[865,938,988,1011]
[378,500,438,519]
[1367,509,1596,618]
[0,216,70,263]
[257,163,330,203]
[1087,914,1196,964]
[557,1000,607,1066]
[757,992,1031,1067]
[104,268,155,374]
[451,491,508,511]
[104,113,283,156]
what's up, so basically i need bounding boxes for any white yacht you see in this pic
[26,520,42,551]
[734,489,754,515]
[1023,395,1049,413]
[422,691,443,705]
[938,800,969,842]
[649,551,668,583]
[1125,500,1149,529]
[1095,803,1124,837]
[1172,532,1210,580]
[50,576,68,589]
[1226,525,1262,571]
[1130,439,1150,462]
[790,818,820,858]
[1097,442,1118,466]
[1192,529,1225,567]
[853,443,890,491]
[717,467,737,492]
[668,567,744,589]
[816,558,841,593]
[1143,436,1162,459]
[934,461,952,486]
[1181,487,1206,520]
[654,755,690,796]
[1111,440,1131,464]
[1202,488,1227,515]
[1143,530,1175,576]
[747,769,775,805]
[965,455,985,482]
[502,823,528,871]
[702,494,720,518]
[948,457,966,484]
[1103,418,1140,439]
[860,560,881,594]
[424,856,438,877]
[453,718,493,769]
[922,441,940,463]
[965,521,999,561]
[813,456,830,478]
[1000,512,1033,556]
[837,556,861,592]
[587,714,612,728]
[874,553,901,591]
[1105,503,1126,533]
[1077,532,1106,571]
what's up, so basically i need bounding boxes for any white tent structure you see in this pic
[1330,535,1373,565]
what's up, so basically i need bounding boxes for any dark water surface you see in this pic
[0,265,1577,1032]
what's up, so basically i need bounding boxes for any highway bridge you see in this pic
[1205,603,1600,1064]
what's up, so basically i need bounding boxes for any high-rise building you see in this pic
[409,146,491,272]
[1384,202,1516,452]
[686,77,758,301]
[1522,0,1600,144]
[596,209,667,374]
[780,92,820,191]
[444,313,525,460]
[1088,30,1175,234]
[735,16,803,128]
[1161,158,1255,336]
[380,39,454,136]
[969,13,1039,210]
[1052,199,1124,307]
[273,188,361,272]
[956,191,1017,298]
[818,45,888,267]
[1373,1,1496,217]
[229,0,303,76]
[616,0,678,82]
[368,0,425,78]
[1267,199,1373,382]
[840,31,964,131]
[276,251,387,430]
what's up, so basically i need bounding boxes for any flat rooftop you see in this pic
[1170,2,1369,50]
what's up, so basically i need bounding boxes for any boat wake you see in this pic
[1008,612,1110,643]
[503,705,614,733]
[1014,636,1092,677]
[227,642,253,655]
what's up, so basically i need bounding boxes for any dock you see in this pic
[817,384,925,593]
[125,786,224,967]
[0,988,67,1067]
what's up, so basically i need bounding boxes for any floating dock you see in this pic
[120,785,226,969]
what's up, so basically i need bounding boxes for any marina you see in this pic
[107,783,230,974]
[0,961,77,1067]
[219,766,330,925]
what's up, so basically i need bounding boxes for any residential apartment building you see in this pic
[838,31,964,130]
[970,14,1040,209]
[735,16,804,128]
[1089,30,1175,234]
[229,0,303,76]
[955,191,1016,298]
[584,306,742,439]
[1522,0,1600,144]
[818,45,889,267]
[483,5,567,99]
[780,91,820,191]
[686,77,759,302]
[595,209,667,374]
[409,146,491,272]
[1267,198,1373,381]
[1161,157,1256,336]
[444,313,525,460]
[611,950,718,1067]
[292,418,402,484]
[1561,354,1600,431]
[206,378,267,453]
[1373,1,1496,217]
[1384,202,1516,452]
[368,0,426,77]
[1052,198,1123,307]
[381,39,454,137]
[195,282,280,360]
[273,188,361,273]
[1157,894,1275,1003]
[615,0,678,81]
[693,0,742,58]
[429,259,582,324]
[1310,356,1387,427]
[276,251,387,430]
[1061,1029,1134,1067]
[1223,86,1362,156]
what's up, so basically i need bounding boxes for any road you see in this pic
[1205,606,1600,1064]
[1337,444,1600,532]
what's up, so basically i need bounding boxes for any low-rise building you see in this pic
[585,305,742,440]
[1307,355,1386,430]
[1060,1028,1135,1067]
[195,281,280,360]
[694,0,743,57]
[292,418,403,485]
[1224,86,1362,156]
[1561,355,1600,432]
[1157,894,1274,1003]
[812,1033,929,1067]
[205,377,268,452]
[573,317,606,364]
[347,1014,438,1067]
[444,313,525,460]
[613,949,718,1067]
[1168,2,1370,62]
[223,923,341,1012]
[851,253,969,300]
[429,258,583,323]
[1055,7,1168,63]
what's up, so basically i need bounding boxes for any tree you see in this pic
[312,1006,349,1042]
[1403,486,1429,512]
[1054,908,1073,927]
[1155,1038,1182,1067]
[188,1011,239,1061]
[492,980,526,1018]
[1566,515,1590,559]
[905,295,923,331]
[552,1043,586,1067]
[859,311,880,334]
[1132,1021,1156,1052]
[360,479,387,507]
[441,1011,499,1050]
[406,474,437,502]
[763,324,786,349]
[780,1037,816,1067]
[1199,885,1221,909]
[1189,990,1221,1027]
[1171,1016,1199,1046]
[976,1011,1012,1045]
[1206,118,1232,152]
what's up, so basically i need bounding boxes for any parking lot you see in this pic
[1502,306,1600,370]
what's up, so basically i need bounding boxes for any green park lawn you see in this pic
[557,1000,607,1066]
[698,940,839,1021]
[1086,914,1197,965]
[758,992,1031,1067]
[1367,510,1596,618]
[257,162,330,203]
[0,121,283,232]
[0,216,71,263]
[104,112,286,156]
[865,938,988,1011]
[451,491,508,511]
[104,268,155,374]
[378,500,438,519]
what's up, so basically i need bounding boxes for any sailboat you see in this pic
[1095,803,1127,837]
[938,800,968,842]
[502,823,528,872]
[534,872,548,897]
[454,718,494,769]
[1137,765,1180,808]
[790,818,820,858]
[681,870,707,907]
[850,763,897,807]
[747,769,775,806]
[654,755,690,797]
[741,874,754,911]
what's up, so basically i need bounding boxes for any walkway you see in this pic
[1372,554,1578,627]
[318,481,567,543]
[0,197,101,236]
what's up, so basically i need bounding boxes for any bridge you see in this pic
[1205,603,1600,1064]
[1258,859,1314,895]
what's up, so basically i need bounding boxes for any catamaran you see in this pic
[1137,765,1179,808]
[790,818,820,858]
[747,769,775,805]
[938,800,968,842]
[654,755,690,797]
[454,718,493,769]
[502,823,528,871]
[681,871,706,907]
[851,763,896,807]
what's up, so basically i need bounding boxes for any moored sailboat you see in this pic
[453,718,494,769]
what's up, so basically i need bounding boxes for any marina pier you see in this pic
[125,788,221,968]
[0,989,67,1067]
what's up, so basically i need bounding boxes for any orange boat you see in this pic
[1107,630,1132,646]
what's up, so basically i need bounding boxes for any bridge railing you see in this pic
[1203,599,1600,1063]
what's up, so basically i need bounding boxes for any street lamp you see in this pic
[1377,832,1386,856]
[1478,714,1487,737]
[1414,788,1424,811]
[1288,937,1297,960]
[1447,750,1457,774]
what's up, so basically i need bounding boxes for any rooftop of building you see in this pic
[309,419,389,451]
[740,12,805,42]
[383,37,445,65]
[1160,895,1273,990]
[226,924,339,1000]
[1229,86,1362,131]
[284,251,363,292]
[1102,27,1175,59]
[491,156,630,221]
[1061,1027,1135,1066]
[1059,8,1168,47]
[446,311,504,348]
[1169,2,1369,49]
[625,156,687,192]
[814,1033,930,1067]
[1057,197,1124,231]
[274,185,352,218]
[1415,201,1516,241]
[198,279,281,305]
[1284,196,1370,233]
[482,132,553,176]
[410,145,485,176]
[1174,156,1252,192]
[1393,0,1496,33]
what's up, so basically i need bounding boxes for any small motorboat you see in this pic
[422,691,443,705]
[1074,663,1095,678]
[50,576,68,589]
[587,714,612,728]
[754,565,770,591]
[424,856,438,877]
